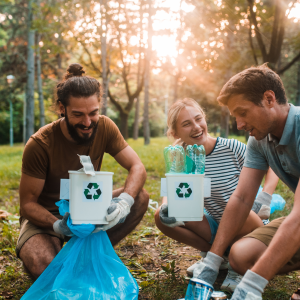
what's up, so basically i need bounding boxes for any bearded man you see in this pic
[16,63,149,279]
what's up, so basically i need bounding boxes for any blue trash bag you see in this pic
[270,194,286,214]
[56,199,95,238]
[256,186,286,215]
[21,201,139,300]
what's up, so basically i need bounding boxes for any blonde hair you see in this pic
[167,98,206,145]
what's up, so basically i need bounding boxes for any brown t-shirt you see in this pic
[21,116,128,213]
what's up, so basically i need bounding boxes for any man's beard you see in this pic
[65,112,98,145]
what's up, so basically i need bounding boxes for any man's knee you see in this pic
[19,234,61,279]
[29,255,54,278]
[229,241,247,275]
[229,237,266,275]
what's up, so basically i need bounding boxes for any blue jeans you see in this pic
[204,213,219,245]
[204,211,231,255]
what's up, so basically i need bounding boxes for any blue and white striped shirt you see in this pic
[204,137,246,223]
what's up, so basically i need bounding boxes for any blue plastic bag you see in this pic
[56,200,95,238]
[270,194,286,214]
[21,201,139,300]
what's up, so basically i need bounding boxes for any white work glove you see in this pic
[93,192,134,233]
[159,204,185,228]
[53,212,73,236]
[252,191,272,219]
[231,270,268,300]
[193,251,224,286]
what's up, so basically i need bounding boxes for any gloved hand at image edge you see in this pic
[230,270,268,300]
[193,251,223,286]
[159,203,185,228]
[252,191,272,219]
[53,212,73,236]
[93,192,134,233]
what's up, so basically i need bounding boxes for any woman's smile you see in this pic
[191,131,203,139]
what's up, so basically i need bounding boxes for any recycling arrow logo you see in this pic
[176,182,192,198]
[84,182,102,200]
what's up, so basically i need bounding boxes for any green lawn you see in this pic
[0,137,298,299]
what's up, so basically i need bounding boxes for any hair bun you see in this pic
[65,63,85,79]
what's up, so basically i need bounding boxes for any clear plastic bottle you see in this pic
[186,144,206,174]
[164,145,186,173]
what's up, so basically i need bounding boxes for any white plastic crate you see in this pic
[166,173,204,222]
[68,171,113,224]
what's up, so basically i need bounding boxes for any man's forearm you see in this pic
[123,163,146,199]
[252,212,300,280]
[263,168,279,195]
[211,195,251,256]
[21,202,58,229]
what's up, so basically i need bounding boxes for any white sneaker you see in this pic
[220,265,243,292]
[186,251,229,277]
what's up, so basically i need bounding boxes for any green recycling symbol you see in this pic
[84,182,102,200]
[176,182,192,198]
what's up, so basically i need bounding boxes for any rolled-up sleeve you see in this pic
[244,137,269,171]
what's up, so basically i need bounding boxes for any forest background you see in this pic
[1,0,300,299]
[1,0,300,145]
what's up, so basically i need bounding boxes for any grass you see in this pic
[0,136,298,299]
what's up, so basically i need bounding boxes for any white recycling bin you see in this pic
[68,171,113,224]
[166,173,204,222]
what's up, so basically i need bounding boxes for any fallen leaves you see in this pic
[0,291,13,299]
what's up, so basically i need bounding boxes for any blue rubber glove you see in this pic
[231,270,268,300]
[193,251,224,286]
[53,212,73,236]
[159,204,185,228]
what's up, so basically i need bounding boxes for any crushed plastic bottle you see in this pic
[186,144,206,174]
[164,145,186,173]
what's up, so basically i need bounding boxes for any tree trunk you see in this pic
[173,0,183,103]
[296,62,300,106]
[25,0,35,143]
[133,97,140,139]
[120,112,129,139]
[100,0,108,116]
[248,0,300,74]
[173,72,180,103]
[36,33,45,128]
[220,20,234,138]
[56,53,63,80]
[143,0,152,145]
[108,1,144,139]
[133,0,143,140]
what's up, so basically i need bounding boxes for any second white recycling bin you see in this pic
[68,171,114,224]
[166,173,204,222]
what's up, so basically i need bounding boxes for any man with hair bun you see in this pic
[16,63,149,279]
[190,64,300,300]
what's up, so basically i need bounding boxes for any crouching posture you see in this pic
[155,98,278,292]
[189,64,300,300]
[17,63,149,279]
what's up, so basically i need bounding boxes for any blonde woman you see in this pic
[154,98,278,291]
